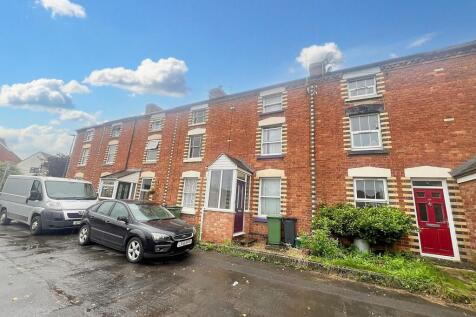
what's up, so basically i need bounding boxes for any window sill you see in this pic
[149,129,162,133]
[348,149,389,156]
[181,208,195,215]
[189,122,206,127]
[253,216,268,223]
[345,94,382,103]
[257,154,284,160]
[204,208,234,213]
[143,161,157,165]
[259,109,284,117]
[103,163,114,166]
[184,157,203,163]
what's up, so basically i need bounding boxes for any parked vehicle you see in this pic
[0,176,98,234]
[78,200,195,263]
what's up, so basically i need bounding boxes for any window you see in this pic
[188,135,203,158]
[347,77,376,99]
[259,178,281,216]
[84,129,94,142]
[78,148,90,166]
[207,170,233,210]
[354,179,387,207]
[29,167,40,174]
[182,178,198,210]
[100,180,115,199]
[238,171,251,211]
[97,201,114,215]
[30,180,43,198]
[139,178,153,200]
[145,140,160,163]
[111,124,121,138]
[109,203,129,220]
[150,116,163,132]
[350,114,381,150]
[105,144,118,165]
[262,93,282,113]
[191,109,206,125]
[261,126,282,155]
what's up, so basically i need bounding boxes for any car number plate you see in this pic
[177,239,192,247]
[73,221,81,226]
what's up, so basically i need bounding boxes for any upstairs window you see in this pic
[259,178,281,216]
[350,114,381,150]
[347,77,376,99]
[191,109,206,125]
[150,115,163,132]
[207,170,233,210]
[261,126,282,156]
[188,135,203,159]
[111,124,121,138]
[84,129,94,142]
[354,178,387,207]
[105,144,118,165]
[145,140,160,163]
[78,148,90,166]
[262,93,282,113]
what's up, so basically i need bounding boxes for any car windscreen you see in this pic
[45,181,97,200]
[128,204,175,222]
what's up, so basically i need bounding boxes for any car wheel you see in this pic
[30,215,42,235]
[0,209,11,225]
[78,225,91,246]
[126,237,144,263]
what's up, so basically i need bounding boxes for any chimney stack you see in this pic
[209,86,226,99]
[145,103,162,114]
[309,62,328,77]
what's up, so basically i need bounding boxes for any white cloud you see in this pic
[0,125,74,158]
[0,78,89,109]
[296,42,343,71]
[84,57,188,96]
[407,33,436,48]
[389,53,399,58]
[37,0,86,18]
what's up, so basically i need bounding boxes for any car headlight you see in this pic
[46,201,62,210]
[151,232,171,242]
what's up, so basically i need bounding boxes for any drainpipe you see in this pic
[124,119,136,170]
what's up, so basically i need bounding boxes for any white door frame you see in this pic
[410,178,460,261]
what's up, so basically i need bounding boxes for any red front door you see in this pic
[413,188,454,257]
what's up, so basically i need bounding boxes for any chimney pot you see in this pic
[309,62,327,77]
[145,103,162,114]
[209,86,226,99]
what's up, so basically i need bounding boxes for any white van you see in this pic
[0,176,98,234]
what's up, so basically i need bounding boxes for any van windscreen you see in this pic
[45,181,97,200]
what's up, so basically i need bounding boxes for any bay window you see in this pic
[207,170,233,210]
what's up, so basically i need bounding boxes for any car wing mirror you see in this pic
[117,216,129,224]
[29,191,42,201]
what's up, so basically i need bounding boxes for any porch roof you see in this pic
[209,153,253,174]
[100,169,140,180]
[451,155,476,178]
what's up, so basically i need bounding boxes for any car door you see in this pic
[102,202,130,250]
[26,180,44,222]
[89,201,115,243]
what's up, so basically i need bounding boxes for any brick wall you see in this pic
[459,180,476,261]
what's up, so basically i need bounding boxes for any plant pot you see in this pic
[353,238,370,253]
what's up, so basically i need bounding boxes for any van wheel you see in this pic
[78,225,91,246]
[0,209,11,225]
[126,237,144,263]
[30,215,42,235]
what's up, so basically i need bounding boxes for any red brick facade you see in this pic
[67,41,476,261]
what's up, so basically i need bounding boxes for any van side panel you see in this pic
[0,177,34,224]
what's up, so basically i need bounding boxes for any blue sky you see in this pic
[1,0,475,158]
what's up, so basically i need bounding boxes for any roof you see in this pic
[226,155,254,174]
[451,155,476,178]
[0,140,21,164]
[76,39,476,133]
[100,169,140,179]
[18,151,53,163]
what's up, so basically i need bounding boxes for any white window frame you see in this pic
[191,109,206,125]
[188,134,203,159]
[78,148,90,166]
[262,93,283,113]
[139,178,153,200]
[261,126,282,156]
[350,113,382,150]
[144,139,160,163]
[84,129,94,142]
[105,144,117,165]
[347,76,377,99]
[181,177,198,213]
[205,169,235,212]
[353,178,388,207]
[110,124,121,138]
[258,177,282,217]
[150,117,163,132]
[99,180,116,199]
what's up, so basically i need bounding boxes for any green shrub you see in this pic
[313,204,415,246]
[300,229,343,258]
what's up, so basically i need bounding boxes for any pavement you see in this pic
[0,223,475,317]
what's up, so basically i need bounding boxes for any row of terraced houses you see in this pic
[67,41,476,263]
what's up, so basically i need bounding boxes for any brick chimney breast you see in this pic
[209,86,226,99]
[145,103,162,114]
[309,62,327,77]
